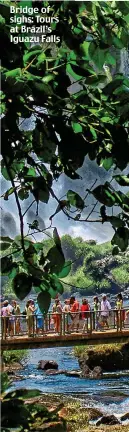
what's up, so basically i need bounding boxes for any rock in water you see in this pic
[65,370,81,378]
[96,415,120,425]
[86,408,103,420]
[45,370,66,375]
[38,360,58,370]
[90,366,103,378]
[81,365,102,378]
[80,365,90,377]
[78,343,129,372]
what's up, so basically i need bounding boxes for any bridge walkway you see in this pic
[1,310,129,350]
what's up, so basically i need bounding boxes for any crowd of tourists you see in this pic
[1,293,128,337]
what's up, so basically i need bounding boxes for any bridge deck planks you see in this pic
[1,329,129,350]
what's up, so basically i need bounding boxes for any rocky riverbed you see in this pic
[4,345,129,431]
[21,393,129,431]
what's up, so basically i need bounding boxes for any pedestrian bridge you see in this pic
[1,310,129,350]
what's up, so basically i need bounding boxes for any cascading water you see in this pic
[120,47,129,76]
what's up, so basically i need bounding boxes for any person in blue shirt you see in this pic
[35,301,44,335]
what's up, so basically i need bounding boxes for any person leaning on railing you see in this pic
[100,295,111,329]
[52,299,62,333]
[35,301,44,335]
[1,300,9,336]
[69,296,80,332]
[93,296,102,331]
[62,299,72,332]
[116,293,125,328]
[12,300,21,334]
[80,298,90,333]
[25,300,35,337]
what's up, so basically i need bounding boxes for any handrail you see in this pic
[1,308,129,340]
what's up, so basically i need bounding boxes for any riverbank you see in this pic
[74,342,129,373]
[1,350,27,377]
[24,393,129,431]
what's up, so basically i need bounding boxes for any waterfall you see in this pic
[120,48,129,76]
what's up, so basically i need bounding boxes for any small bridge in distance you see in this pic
[1,309,129,350]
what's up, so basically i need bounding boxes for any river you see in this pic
[12,346,129,418]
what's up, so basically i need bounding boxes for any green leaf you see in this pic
[105,53,116,66]
[104,77,124,95]
[51,274,64,295]
[23,49,42,65]
[101,157,114,171]
[111,227,129,252]
[32,81,53,96]
[72,122,82,133]
[1,236,13,243]
[57,260,71,278]
[37,52,46,65]
[70,63,96,79]
[1,161,15,181]
[66,63,83,80]
[1,256,13,275]
[4,388,42,400]
[113,174,129,186]
[12,273,32,300]
[91,185,116,207]
[89,125,97,140]
[37,291,51,315]
[101,117,112,123]
[33,243,44,251]
[114,191,129,212]
[80,41,90,58]
[0,241,11,251]
[1,160,24,181]
[6,68,22,78]
[124,13,129,23]
[89,42,106,68]
[107,216,125,228]
[3,187,16,200]
[47,245,65,274]
[13,236,33,249]
[48,287,58,299]
[112,246,119,256]
[67,190,84,210]
[18,188,29,200]
[23,167,36,178]
[8,265,19,280]
[113,35,124,49]
[42,74,55,83]
[20,0,32,7]
[86,74,106,86]
[53,228,61,247]
[33,177,49,203]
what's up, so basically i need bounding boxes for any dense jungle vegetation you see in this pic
[2,235,129,297]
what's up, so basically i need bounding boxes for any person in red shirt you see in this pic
[69,296,80,332]
[80,299,90,333]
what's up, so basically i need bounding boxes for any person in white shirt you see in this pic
[101,295,111,328]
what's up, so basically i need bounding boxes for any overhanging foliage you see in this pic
[1,0,129,310]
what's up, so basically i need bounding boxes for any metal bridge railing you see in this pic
[1,308,129,340]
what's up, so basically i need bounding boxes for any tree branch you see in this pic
[25,155,102,223]
[22,199,36,217]
[2,155,25,255]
